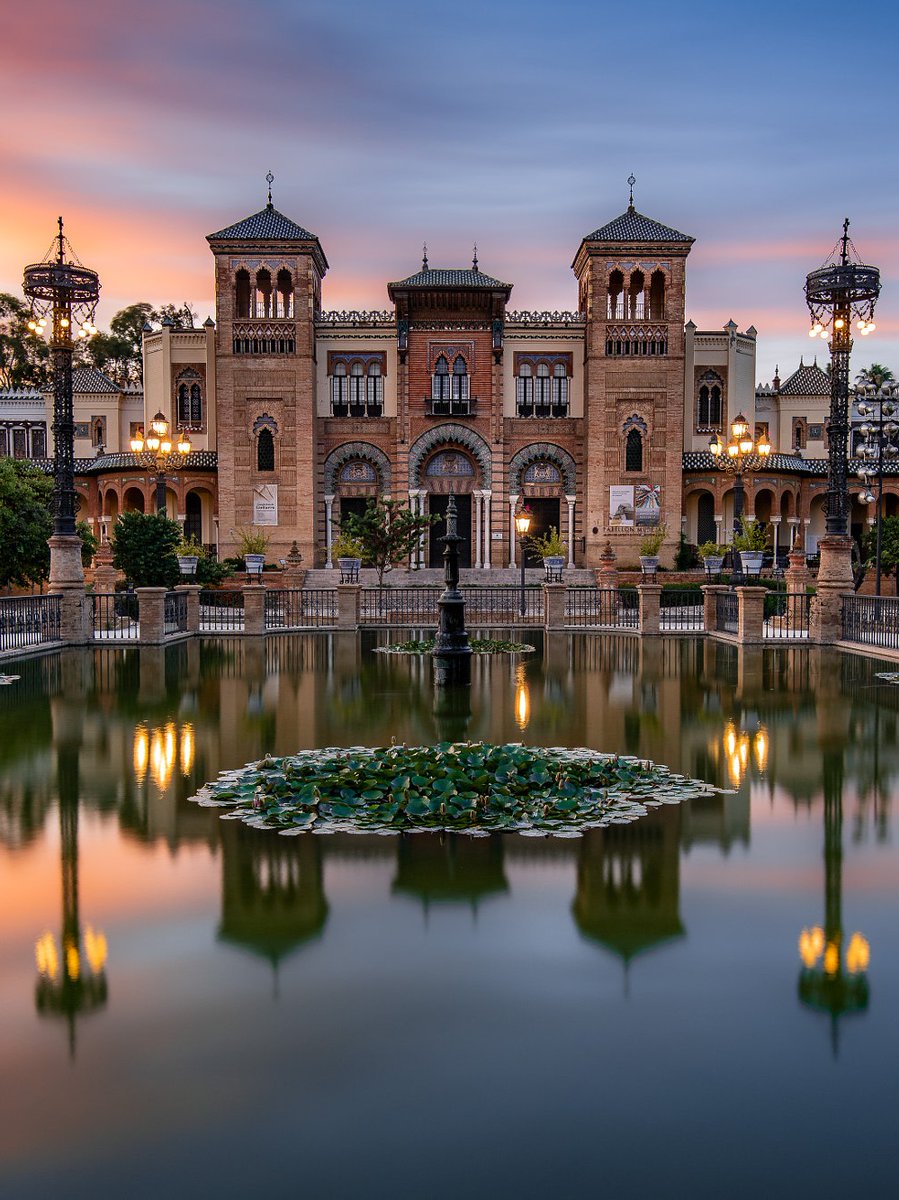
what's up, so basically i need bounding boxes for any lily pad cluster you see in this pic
[378,638,535,655]
[193,741,712,837]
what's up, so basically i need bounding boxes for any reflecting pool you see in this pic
[1,633,897,1199]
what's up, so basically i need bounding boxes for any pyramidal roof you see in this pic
[208,203,318,242]
[70,367,120,394]
[583,204,694,244]
[779,359,830,396]
[388,266,511,290]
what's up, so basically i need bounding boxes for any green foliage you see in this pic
[526,526,566,558]
[863,517,899,575]
[697,540,726,558]
[856,364,895,389]
[197,741,712,834]
[111,511,181,587]
[732,519,769,552]
[331,530,365,558]
[0,459,53,587]
[0,293,50,389]
[77,520,98,568]
[84,301,198,385]
[342,496,437,584]
[233,525,270,556]
[173,535,232,586]
[639,523,667,556]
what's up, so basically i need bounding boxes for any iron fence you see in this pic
[0,594,61,652]
[565,587,638,629]
[360,587,442,625]
[660,589,705,631]
[764,592,811,639]
[266,589,338,629]
[199,590,245,632]
[462,585,543,625]
[716,591,739,634]
[842,594,899,650]
[164,591,188,636]
[91,592,140,641]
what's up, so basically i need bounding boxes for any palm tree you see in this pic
[856,364,895,389]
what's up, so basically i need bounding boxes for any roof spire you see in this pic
[472,243,479,272]
[627,173,636,212]
[265,171,274,210]
[422,242,429,271]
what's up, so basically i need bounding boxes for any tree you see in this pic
[863,516,899,577]
[0,293,50,390]
[84,301,198,385]
[111,511,181,588]
[341,497,437,585]
[0,459,53,588]
[856,364,895,389]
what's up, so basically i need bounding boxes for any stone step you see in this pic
[302,566,598,587]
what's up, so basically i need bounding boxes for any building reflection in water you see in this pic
[392,834,508,919]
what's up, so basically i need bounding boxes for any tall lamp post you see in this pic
[855,383,899,596]
[805,220,880,587]
[130,412,192,514]
[23,219,100,586]
[709,413,771,536]
[514,508,532,617]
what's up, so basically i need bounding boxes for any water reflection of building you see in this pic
[572,807,684,983]
[218,822,328,973]
[392,833,508,914]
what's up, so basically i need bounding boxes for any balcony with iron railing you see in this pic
[424,397,478,418]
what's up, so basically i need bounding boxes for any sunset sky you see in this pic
[1,0,896,382]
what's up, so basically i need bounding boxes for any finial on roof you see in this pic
[627,173,636,212]
[813,356,817,367]
[472,243,479,272]
[422,242,429,271]
[265,171,274,209]
[773,364,780,389]
[799,356,804,367]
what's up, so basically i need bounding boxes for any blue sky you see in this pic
[1,0,896,381]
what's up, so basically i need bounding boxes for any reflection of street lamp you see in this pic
[130,411,192,514]
[23,218,100,585]
[709,413,771,536]
[721,718,768,788]
[855,383,899,596]
[514,508,532,617]
[514,662,530,731]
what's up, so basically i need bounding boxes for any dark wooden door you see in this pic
[428,494,472,568]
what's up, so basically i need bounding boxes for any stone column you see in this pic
[509,494,519,568]
[136,587,167,645]
[176,584,201,635]
[324,495,335,568]
[243,586,266,636]
[702,584,729,633]
[543,582,567,630]
[736,586,766,644]
[565,495,576,569]
[638,583,662,635]
[336,583,360,630]
[474,489,483,569]
[483,490,493,569]
[770,515,782,564]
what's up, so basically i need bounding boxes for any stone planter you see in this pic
[702,555,724,577]
[337,556,361,583]
[738,550,764,577]
[244,552,265,579]
[639,555,659,576]
[542,555,565,582]
[176,555,199,579]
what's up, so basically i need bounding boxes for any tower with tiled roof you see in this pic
[572,179,694,564]
[207,174,328,561]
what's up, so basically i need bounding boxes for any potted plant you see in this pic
[526,526,567,580]
[698,540,727,576]
[175,534,202,580]
[732,519,768,578]
[234,526,270,578]
[639,523,667,576]
[332,529,365,581]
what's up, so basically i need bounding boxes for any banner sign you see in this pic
[609,485,635,528]
[253,484,278,526]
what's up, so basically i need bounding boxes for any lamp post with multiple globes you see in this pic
[855,383,899,597]
[708,413,771,536]
[129,411,192,514]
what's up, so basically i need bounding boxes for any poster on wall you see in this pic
[609,485,635,527]
[635,483,661,526]
[253,484,278,526]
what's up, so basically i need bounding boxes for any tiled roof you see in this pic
[208,205,318,241]
[778,360,830,397]
[388,267,511,289]
[30,451,218,475]
[583,206,694,244]
[683,451,835,476]
[70,367,120,394]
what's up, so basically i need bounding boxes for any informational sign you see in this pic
[253,484,278,526]
[635,483,661,526]
[609,485,635,528]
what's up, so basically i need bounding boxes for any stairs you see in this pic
[302,567,598,587]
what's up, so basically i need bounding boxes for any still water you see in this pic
[0,633,896,1199]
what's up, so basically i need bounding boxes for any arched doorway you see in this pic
[185,490,203,543]
[688,490,716,546]
[424,450,476,568]
[508,443,577,567]
[123,487,145,513]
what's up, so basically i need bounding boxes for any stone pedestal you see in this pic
[48,534,84,589]
[336,584,360,630]
[785,538,808,596]
[736,587,766,644]
[596,540,619,590]
[136,587,167,645]
[810,534,853,644]
[92,541,122,593]
[637,583,662,635]
[282,540,306,590]
[543,583,567,630]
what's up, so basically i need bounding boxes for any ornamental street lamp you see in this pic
[23,218,100,586]
[514,508,532,617]
[708,412,771,535]
[855,383,899,596]
[130,411,192,513]
[805,220,881,542]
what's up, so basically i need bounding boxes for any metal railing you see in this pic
[0,594,61,652]
[266,589,338,629]
[716,591,739,634]
[661,589,704,631]
[360,587,442,625]
[91,592,140,641]
[199,590,245,632]
[764,592,811,639]
[463,585,543,624]
[565,587,638,629]
[164,591,188,636]
[842,594,899,650]
[424,397,477,417]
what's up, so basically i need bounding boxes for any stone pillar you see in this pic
[543,583,567,630]
[243,586,266,636]
[565,494,576,569]
[53,589,89,645]
[785,534,808,596]
[474,490,483,569]
[336,583,360,630]
[810,534,853,644]
[736,586,766,644]
[324,495,336,568]
[702,584,729,633]
[283,540,305,590]
[177,584,201,635]
[136,587,167,645]
[638,583,662,635]
[509,494,519,568]
[596,540,619,590]
[483,490,493,569]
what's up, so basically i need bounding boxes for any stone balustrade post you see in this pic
[543,583,567,630]
[638,583,662,635]
[177,584,201,635]
[136,587,167,645]
[337,583,360,630]
[243,587,266,636]
[702,584,729,633]
[54,589,90,645]
[736,586,766,644]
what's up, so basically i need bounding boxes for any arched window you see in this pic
[254,269,272,318]
[432,355,450,401]
[625,428,643,472]
[331,363,348,415]
[516,363,533,415]
[177,380,203,426]
[257,428,275,471]
[697,375,723,430]
[628,270,645,320]
[276,269,293,319]
[650,270,666,320]
[608,269,624,320]
[366,361,383,415]
[552,362,569,416]
[235,269,250,318]
[534,363,551,415]
[452,355,469,401]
